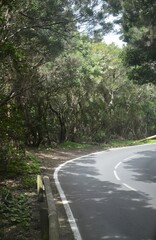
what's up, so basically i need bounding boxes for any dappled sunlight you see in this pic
[24,192,36,197]
[124,149,156,183]
[40,166,53,171]
[59,152,156,240]
[0,179,21,189]
[37,153,58,160]
[56,200,64,205]
[37,149,84,160]
[101,236,128,239]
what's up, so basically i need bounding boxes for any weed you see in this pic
[22,175,36,189]
[0,153,41,178]
[0,188,31,228]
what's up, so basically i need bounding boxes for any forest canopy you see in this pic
[105,0,156,84]
[1,0,156,172]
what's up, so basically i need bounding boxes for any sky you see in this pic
[78,13,125,48]
[103,32,125,48]
[103,15,125,48]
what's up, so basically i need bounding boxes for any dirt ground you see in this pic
[33,146,103,240]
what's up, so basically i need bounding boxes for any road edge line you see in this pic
[54,153,101,240]
[53,143,156,239]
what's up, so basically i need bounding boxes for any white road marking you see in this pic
[54,145,156,239]
[122,155,137,162]
[123,183,137,192]
[54,153,100,240]
[54,167,82,239]
[114,155,138,192]
[115,161,122,170]
[114,170,120,181]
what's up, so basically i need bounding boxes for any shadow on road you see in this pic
[124,149,156,183]
[59,154,156,240]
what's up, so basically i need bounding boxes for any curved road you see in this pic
[54,144,156,240]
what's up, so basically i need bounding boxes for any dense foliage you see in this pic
[37,36,156,144]
[0,0,156,173]
[105,0,156,84]
[0,0,75,170]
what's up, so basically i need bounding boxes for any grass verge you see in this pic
[100,138,156,149]
[58,138,156,151]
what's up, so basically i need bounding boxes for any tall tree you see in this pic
[39,35,156,143]
[105,0,156,84]
[0,0,74,105]
[0,0,76,167]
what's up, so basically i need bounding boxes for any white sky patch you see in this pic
[77,12,125,48]
[103,15,125,48]
[103,33,124,48]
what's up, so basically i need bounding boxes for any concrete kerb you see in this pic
[37,175,59,240]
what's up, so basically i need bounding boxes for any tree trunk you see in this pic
[59,118,66,143]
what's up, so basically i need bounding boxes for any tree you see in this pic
[0,0,75,104]
[7,31,156,147]
[105,0,156,84]
[1,0,156,160]
[40,35,155,143]
[0,0,76,168]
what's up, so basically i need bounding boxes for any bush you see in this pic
[94,131,106,143]
[0,140,26,175]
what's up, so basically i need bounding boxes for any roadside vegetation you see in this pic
[1,0,156,239]
[60,139,156,150]
[0,154,41,240]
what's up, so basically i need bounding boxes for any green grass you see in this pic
[141,139,156,144]
[21,153,40,189]
[0,150,40,180]
[101,139,136,148]
[100,138,156,149]
[21,175,37,189]
[3,153,41,178]
[58,139,156,150]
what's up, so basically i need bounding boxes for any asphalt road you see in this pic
[55,144,156,240]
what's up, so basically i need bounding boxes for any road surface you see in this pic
[54,144,156,240]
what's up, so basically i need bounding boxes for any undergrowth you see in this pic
[0,188,31,228]
[0,152,41,239]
